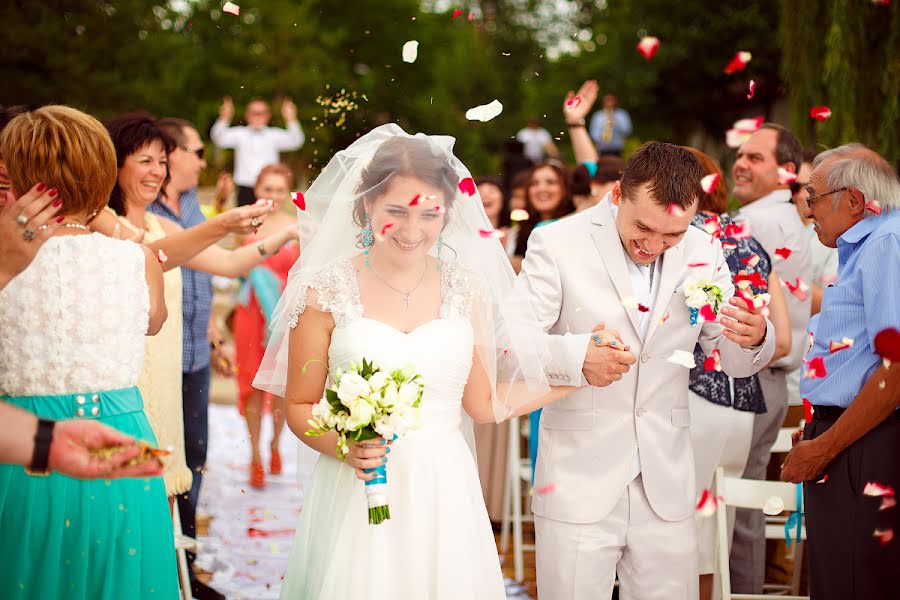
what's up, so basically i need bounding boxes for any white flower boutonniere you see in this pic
[682,278,723,326]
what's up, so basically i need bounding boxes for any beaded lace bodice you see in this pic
[0,234,149,396]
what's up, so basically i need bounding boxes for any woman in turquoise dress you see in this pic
[0,105,178,599]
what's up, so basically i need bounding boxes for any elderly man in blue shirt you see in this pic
[780,143,900,600]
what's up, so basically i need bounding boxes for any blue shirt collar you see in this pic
[838,214,883,247]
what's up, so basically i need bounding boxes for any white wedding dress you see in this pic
[278,258,506,599]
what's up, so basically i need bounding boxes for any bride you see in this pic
[254,125,583,598]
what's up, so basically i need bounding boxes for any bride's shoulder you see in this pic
[440,260,485,319]
[288,258,362,328]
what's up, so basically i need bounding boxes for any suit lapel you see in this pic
[590,200,641,338]
[645,242,685,344]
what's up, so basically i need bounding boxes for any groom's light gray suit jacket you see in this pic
[517,199,775,524]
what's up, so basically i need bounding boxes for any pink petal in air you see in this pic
[636,36,660,60]
[778,167,798,185]
[784,277,810,301]
[157,249,168,264]
[880,496,897,511]
[699,304,717,322]
[223,2,240,16]
[478,229,503,240]
[741,254,760,268]
[458,177,476,196]
[704,349,722,371]
[775,247,792,260]
[874,529,894,545]
[408,194,421,207]
[863,482,896,497]
[452,8,463,19]
[733,117,764,132]
[723,51,752,74]
[828,337,854,353]
[291,191,305,211]
[810,106,832,121]
[700,173,719,195]
[747,79,756,99]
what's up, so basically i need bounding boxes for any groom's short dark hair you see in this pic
[620,142,702,210]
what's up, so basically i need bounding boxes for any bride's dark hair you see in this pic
[352,136,460,231]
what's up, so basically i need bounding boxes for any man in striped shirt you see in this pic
[780,143,899,600]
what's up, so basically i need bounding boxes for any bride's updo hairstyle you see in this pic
[352,136,460,231]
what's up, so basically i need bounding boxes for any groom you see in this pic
[517,142,776,600]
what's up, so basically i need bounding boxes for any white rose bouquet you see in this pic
[682,278,724,326]
[306,358,424,524]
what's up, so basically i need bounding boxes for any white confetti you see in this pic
[465,99,504,122]
[223,2,240,16]
[402,40,419,64]
[666,350,696,369]
[763,496,785,515]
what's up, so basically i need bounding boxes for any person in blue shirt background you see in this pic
[780,143,900,600]
[588,93,632,157]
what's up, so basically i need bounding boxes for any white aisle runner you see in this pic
[197,404,531,599]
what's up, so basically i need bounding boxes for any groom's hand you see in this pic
[582,322,636,387]
[719,297,767,348]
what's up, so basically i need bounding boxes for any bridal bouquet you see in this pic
[306,358,424,524]
[683,278,724,326]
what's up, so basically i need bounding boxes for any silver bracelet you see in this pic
[257,242,267,256]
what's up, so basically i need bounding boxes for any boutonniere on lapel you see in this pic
[683,278,723,326]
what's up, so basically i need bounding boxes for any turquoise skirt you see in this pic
[0,387,178,599]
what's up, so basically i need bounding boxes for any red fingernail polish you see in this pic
[52,198,62,207]
[56,216,64,223]
[48,188,59,198]
[36,182,47,192]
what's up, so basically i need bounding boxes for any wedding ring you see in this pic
[22,228,36,241]
[250,216,262,228]
[16,214,28,226]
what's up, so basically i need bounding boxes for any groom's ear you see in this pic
[611,181,622,206]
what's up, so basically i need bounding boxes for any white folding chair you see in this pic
[173,501,200,600]
[712,467,808,600]
[499,416,535,582]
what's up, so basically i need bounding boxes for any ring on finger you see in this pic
[22,228,36,241]
[250,216,262,228]
[16,214,28,226]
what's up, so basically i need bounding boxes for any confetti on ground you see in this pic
[747,80,756,99]
[863,482,896,497]
[803,356,827,380]
[458,178,476,196]
[291,191,305,211]
[223,2,240,16]
[637,36,660,60]
[666,350,697,369]
[465,99,504,122]
[810,106,832,121]
[723,51,752,74]
[762,495,785,515]
[866,200,883,215]
[157,249,168,264]
[402,40,419,63]
[828,337,854,353]
[777,167,798,185]
[774,247,792,260]
[700,173,719,195]
[874,328,900,361]
[704,349,722,371]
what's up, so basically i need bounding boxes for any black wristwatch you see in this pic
[25,419,55,476]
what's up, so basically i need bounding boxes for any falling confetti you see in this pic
[735,271,767,289]
[874,328,900,361]
[700,174,719,195]
[636,36,660,60]
[688,262,710,268]
[747,79,756,99]
[223,2,240,16]
[535,483,557,496]
[408,194,421,207]
[659,312,670,325]
[817,474,828,484]
[458,177,476,197]
[865,200,883,215]
[774,247,792,260]
[724,221,751,240]
[291,191,305,211]
[784,277,810,301]
[762,495,785,515]
[510,208,529,222]
[725,116,764,149]
[803,356,828,380]
[734,116,764,132]
[863,482,896,497]
[880,497,897,511]
[699,304,717,322]
[723,51,752,74]
[828,337,854,353]
[378,223,395,240]
[452,8,463,19]
[874,529,894,545]
[696,489,719,516]
[465,100,504,122]
[741,254,761,268]
[157,249,168,264]
[478,229,503,240]
[666,350,697,369]
[704,348,722,371]
[564,96,582,111]
[402,40,419,63]
[810,106,832,121]
[777,167,798,185]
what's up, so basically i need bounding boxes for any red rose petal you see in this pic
[741,254,760,267]
[688,262,710,268]
[478,229,503,240]
[637,303,650,313]
[452,8,463,19]
[864,481,897,497]
[564,96,582,111]
[696,488,719,516]
[291,191,305,211]
[721,241,737,251]
[725,221,751,240]
[817,474,829,484]
[667,203,684,217]
[747,79,756,100]
[880,497,897,511]
[810,106,832,121]
[784,277,810,301]
[699,304,717,322]
[223,2,240,16]
[408,194,421,207]
[735,271,767,289]
[723,51,752,75]
[828,338,854,353]
[874,528,894,545]
[775,247,792,260]
[704,349,722,371]
[874,328,900,362]
[865,200,883,215]
[803,356,828,380]
[736,288,755,311]
[636,36,660,60]
[157,249,168,264]
[535,483,556,496]
[777,167,798,185]
[733,117,764,133]
[700,173,719,195]
[380,223,395,237]
[458,177,476,196]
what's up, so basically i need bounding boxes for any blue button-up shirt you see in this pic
[800,209,900,407]
[148,189,213,373]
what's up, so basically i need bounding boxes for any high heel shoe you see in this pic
[270,448,282,475]
[250,461,265,489]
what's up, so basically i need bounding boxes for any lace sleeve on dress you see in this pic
[287,259,362,329]
[440,261,479,320]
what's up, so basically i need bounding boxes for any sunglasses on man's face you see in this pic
[182,146,205,160]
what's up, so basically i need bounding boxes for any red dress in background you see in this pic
[233,237,300,414]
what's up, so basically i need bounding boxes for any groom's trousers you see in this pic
[535,474,699,600]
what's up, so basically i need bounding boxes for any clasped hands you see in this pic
[582,322,637,387]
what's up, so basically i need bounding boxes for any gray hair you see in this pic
[813,143,900,215]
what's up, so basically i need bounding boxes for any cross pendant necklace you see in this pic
[403,295,412,308]
[367,255,428,309]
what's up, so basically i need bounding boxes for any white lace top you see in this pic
[0,234,149,396]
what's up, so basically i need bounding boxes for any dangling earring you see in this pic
[435,232,444,271]
[362,213,374,268]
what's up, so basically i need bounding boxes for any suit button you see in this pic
[640,354,649,364]
[76,408,85,417]
[76,395,86,405]
[636,408,645,417]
